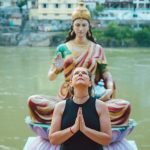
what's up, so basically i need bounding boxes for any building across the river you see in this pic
[97,0,150,25]
[0,0,150,25]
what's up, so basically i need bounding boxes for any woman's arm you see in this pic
[80,100,112,146]
[49,101,79,145]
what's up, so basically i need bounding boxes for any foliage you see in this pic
[92,22,150,47]
[91,3,104,18]
[92,28,104,41]
[134,27,150,47]
[96,3,104,12]
[16,0,27,13]
[50,22,150,47]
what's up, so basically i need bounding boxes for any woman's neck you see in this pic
[73,87,89,104]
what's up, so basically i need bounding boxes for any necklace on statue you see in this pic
[71,41,91,56]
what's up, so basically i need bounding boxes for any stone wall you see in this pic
[0,31,66,47]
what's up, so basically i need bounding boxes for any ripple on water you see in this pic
[135,64,150,68]
[0,92,20,96]
[141,145,150,149]
[0,145,17,150]
[14,137,21,140]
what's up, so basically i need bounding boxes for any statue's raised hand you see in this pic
[53,52,64,70]
[100,89,113,101]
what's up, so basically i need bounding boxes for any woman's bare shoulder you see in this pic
[54,100,66,114]
[96,99,106,106]
[96,99,107,114]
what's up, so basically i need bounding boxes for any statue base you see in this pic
[25,116,137,143]
[23,136,138,150]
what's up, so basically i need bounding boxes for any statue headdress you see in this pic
[72,0,91,21]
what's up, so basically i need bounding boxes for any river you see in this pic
[0,46,150,150]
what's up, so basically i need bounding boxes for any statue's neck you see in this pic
[74,37,89,45]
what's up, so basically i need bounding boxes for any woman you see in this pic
[49,67,112,150]
[28,0,130,126]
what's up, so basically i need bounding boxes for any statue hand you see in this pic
[53,52,64,70]
[100,89,113,101]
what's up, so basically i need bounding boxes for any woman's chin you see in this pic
[74,82,88,87]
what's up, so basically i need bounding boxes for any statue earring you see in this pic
[71,31,74,36]
[88,31,91,37]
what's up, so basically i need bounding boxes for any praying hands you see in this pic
[71,107,87,134]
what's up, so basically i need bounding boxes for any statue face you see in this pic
[73,19,89,38]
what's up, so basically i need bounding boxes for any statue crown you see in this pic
[72,0,91,21]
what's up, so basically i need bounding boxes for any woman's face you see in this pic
[71,67,91,88]
[73,19,89,38]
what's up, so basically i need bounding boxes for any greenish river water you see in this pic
[0,46,150,150]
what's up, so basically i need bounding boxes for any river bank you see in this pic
[0,31,66,47]
[1,25,150,47]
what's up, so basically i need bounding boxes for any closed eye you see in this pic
[73,71,88,75]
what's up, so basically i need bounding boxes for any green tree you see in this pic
[104,22,118,38]
[16,0,27,13]
[92,29,104,40]
[134,27,150,47]
[115,26,133,46]
[91,2,104,19]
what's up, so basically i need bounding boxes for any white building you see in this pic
[0,0,16,8]
[29,0,78,20]
[97,0,150,24]
[84,0,99,10]
[27,0,38,9]
[0,0,149,24]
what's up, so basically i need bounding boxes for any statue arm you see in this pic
[96,47,116,100]
[99,70,116,101]
[48,64,59,81]
[102,70,114,90]
[48,45,64,81]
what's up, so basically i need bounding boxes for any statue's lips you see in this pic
[77,32,84,34]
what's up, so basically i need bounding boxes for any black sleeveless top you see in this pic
[60,97,103,150]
